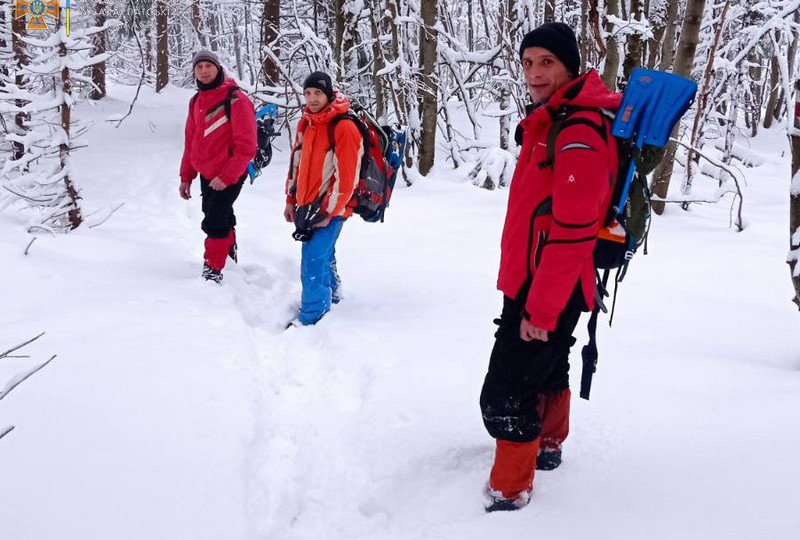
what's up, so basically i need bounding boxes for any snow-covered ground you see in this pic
[1,84,799,540]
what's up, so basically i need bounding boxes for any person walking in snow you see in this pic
[479,22,622,512]
[284,71,362,326]
[179,49,257,283]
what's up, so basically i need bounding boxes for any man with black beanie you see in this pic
[180,49,257,283]
[479,22,622,511]
[283,71,362,326]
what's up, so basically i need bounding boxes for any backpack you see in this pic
[191,86,278,184]
[541,68,697,400]
[328,108,406,223]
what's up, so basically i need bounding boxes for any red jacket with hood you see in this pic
[180,77,257,185]
[498,70,622,331]
[286,94,363,219]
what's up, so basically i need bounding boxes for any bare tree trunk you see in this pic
[601,0,620,89]
[544,0,555,21]
[155,1,168,92]
[191,0,206,48]
[334,0,356,87]
[650,0,706,215]
[658,0,681,71]
[368,0,386,118]
[59,26,82,230]
[746,48,763,136]
[418,0,439,176]
[11,12,28,160]
[580,0,590,72]
[260,0,280,88]
[763,39,781,129]
[790,80,800,309]
[622,0,643,83]
[230,10,244,81]
[90,0,107,100]
[681,1,728,208]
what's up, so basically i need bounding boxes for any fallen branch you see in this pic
[24,236,36,255]
[0,332,45,360]
[0,354,57,401]
[0,426,14,440]
[88,202,125,229]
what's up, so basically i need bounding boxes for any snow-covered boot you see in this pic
[536,450,562,471]
[202,263,223,283]
[484,484,530,512]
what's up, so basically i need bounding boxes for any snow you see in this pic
[2,83,799,540]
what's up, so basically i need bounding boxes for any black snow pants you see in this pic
[479,285,585,443]
[200,174,245,238]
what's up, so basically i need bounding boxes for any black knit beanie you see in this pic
[518,22,580,76]
[303,71,334,102]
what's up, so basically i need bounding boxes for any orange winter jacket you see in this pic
[286,94,363,219]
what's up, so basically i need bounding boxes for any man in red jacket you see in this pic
[179,50,257,283]
[480,23,622,512]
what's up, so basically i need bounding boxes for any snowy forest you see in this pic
[2,2,800,538]
[1,0,799,303]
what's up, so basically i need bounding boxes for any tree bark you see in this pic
[90,0,107,100]
[59,22,82,230]
[580,0,590,73]
[601,0,620,90]
[11,10,28,160]
[368,0,387,119]
[622,0,643,83]
[544,0,555,21]
[763,38,781,129]
[658,0,681,71]
[260,0,280,88]
[418,0,439,176]
[790,79,800,309]
[334,0,356,87]
[154,1,168,92]
[191,0,206,47]
[650,0,706,215]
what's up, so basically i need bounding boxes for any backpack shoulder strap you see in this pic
[223,85,241,120]
[327,111,370,154]
[539,106,610,170]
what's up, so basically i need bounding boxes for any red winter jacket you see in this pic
[497,70,622,331]
[180,78,257,185]
[286,94,363,219]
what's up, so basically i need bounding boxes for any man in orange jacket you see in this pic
[480,23,621,511]
[284,72,362,325]
[180,50,257,283]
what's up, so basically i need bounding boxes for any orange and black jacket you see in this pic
[180,78,257,185]
[498,70,622,332]
[286,94,363,220]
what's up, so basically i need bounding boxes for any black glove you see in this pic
[292,228,314,242]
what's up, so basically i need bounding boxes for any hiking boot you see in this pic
[228,241,238,263]
[536,450,562,471]
[202,263,223,283]
[483,484,530,513]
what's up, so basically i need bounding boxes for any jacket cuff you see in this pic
[526,303,558,333]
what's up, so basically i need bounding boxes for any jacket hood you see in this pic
[523,70,621,130]
[303,93,351,126]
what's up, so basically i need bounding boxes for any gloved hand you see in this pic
[292,228,314,242]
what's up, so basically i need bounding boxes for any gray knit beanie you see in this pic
[192,49,221,70]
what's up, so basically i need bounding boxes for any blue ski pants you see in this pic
[299,218,344,325]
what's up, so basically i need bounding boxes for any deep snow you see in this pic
[1,83,799,540]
